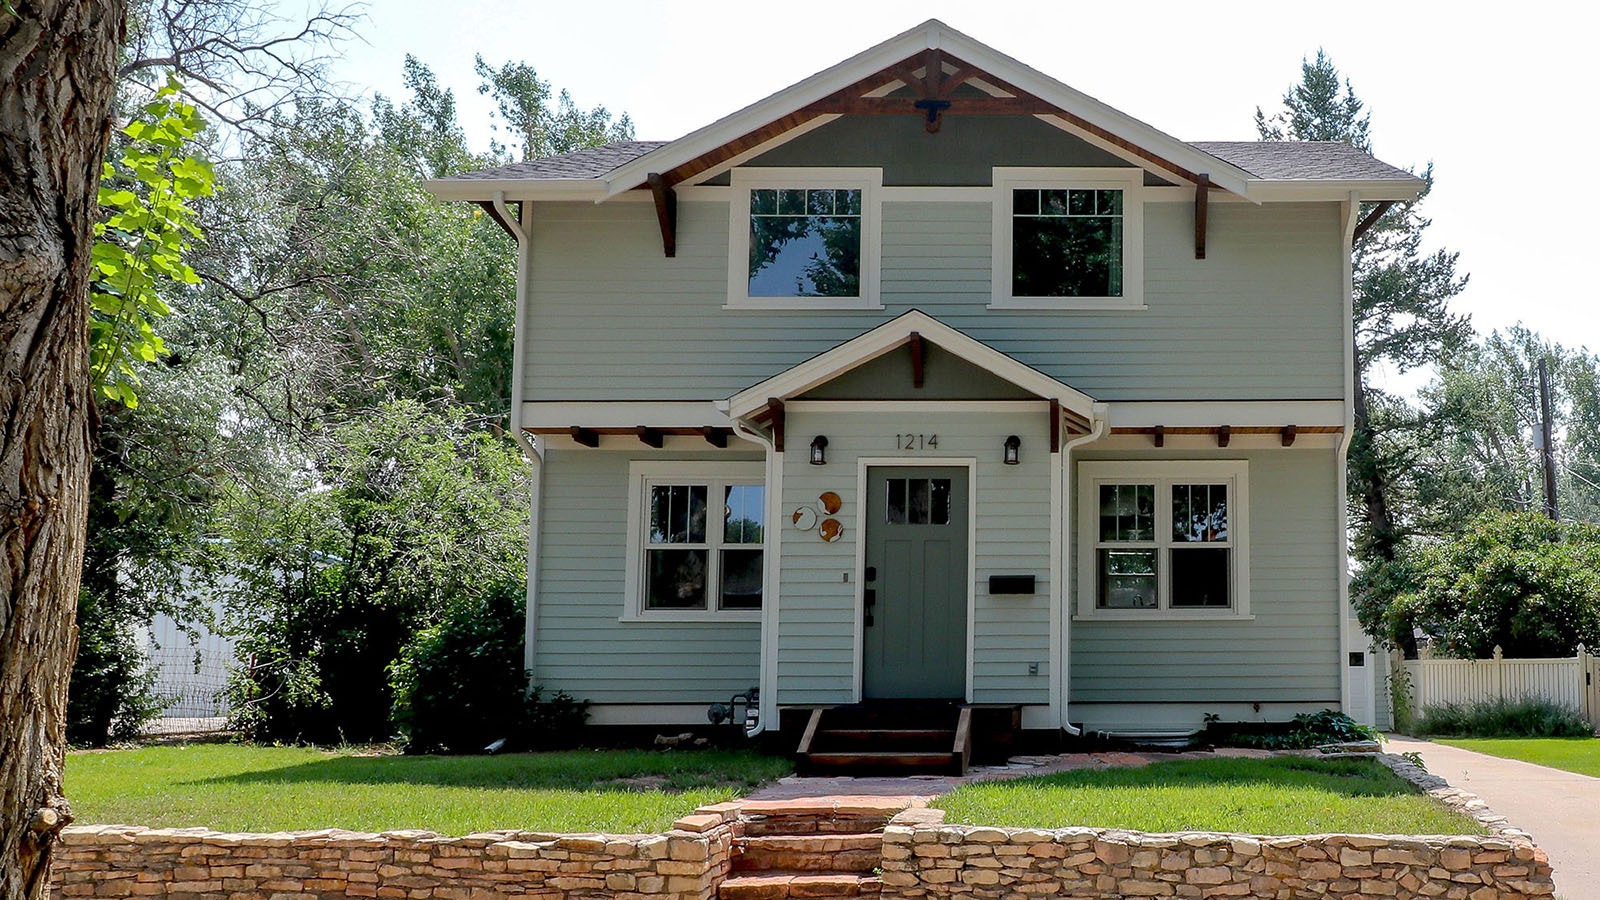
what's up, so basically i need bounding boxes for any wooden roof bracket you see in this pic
[647,172,677,257]
[1352,200,1395,243]
[1281,425,1297,447]
[637,426,665,449]
[475,200,521,240]
[702,426,730,448]
[570,426,600,448]
[1153,425,1165,448]
[909,331,925,388]
[1217,425,1232,448]
[768,398,786,453]
[1194,173,1210,260]
[1049,398,1062,453]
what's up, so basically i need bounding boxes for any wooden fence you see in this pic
[1399,645,1600,730]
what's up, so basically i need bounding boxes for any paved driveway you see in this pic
[1387,734,1598,899]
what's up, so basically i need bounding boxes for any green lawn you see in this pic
[67,744,791,835]
[1435,736,1600,778]
[936,757,1484,835]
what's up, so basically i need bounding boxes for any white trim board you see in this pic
[522,401,732,429]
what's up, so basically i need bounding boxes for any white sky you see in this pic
[314,0,1598,374]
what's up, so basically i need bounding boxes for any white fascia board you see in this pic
[1108,400,1346,429]
[602,19,1255,198]
[1245,179,1425,203]
[725,309,1097,420]
[424,178,606,202]
[521,401,731,429]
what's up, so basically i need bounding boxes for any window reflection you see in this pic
[748,188,862,298]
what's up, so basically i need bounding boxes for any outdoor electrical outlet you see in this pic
[1028,662,1039,675]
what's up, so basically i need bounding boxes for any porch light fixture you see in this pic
[809,435,829,466]
[1003,435,1021,465]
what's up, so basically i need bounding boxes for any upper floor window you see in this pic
[992,168,1144,311]
[728,168,882,310]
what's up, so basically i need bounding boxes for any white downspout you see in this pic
[495,191,545,682]
[1057,406,1108,737]
[729,413,778,737]
[1337,192,1361,716]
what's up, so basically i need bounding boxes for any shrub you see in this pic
[1219,709,1381,750]
[1416,697,1595,738]
[390,581,588,754]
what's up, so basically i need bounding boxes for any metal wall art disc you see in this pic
[818,491,843,514]
[819,518,844,542]
[791,506,818,531]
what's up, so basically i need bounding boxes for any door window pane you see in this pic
[719,549,764,610]
[887,478,952,525]
[1170,547,1230,607]
[1173,484,1228,542]
[724,484,765,544]
[1098,549,1157,609]
[887,479,906,524]
[929,479,951,525]
[645,548,707,609]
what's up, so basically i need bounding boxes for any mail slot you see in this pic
[988,575,1036,595]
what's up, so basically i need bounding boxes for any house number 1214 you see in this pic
[896,434,939,450]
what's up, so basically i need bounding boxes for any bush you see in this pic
[1217,709,1381,750]
[391,581,588,753]
[1416,697,1595,738]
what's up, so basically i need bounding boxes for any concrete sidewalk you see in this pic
[1387,734,1597,899]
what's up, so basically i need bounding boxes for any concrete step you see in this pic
[733,834,882,873]
[719,873,882,900]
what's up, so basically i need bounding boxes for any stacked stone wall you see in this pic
[50,805,739,900]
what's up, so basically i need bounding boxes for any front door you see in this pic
[862,466,969,699]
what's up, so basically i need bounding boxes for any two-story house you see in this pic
[427,20,1419,768]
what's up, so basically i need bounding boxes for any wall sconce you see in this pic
[1003,435,1021,465]
[809,435,829,466]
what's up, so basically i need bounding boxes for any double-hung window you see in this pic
[727,168,882,309]
[992,168,1144,310]
[1076,461,1249,619]
[625,462,766,621]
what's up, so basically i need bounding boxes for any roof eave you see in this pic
[424,178,607,202]
[1244,177,1426,203]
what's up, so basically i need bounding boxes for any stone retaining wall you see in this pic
[50,805,739,900]
[877,824,1554,900]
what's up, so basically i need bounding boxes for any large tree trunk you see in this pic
[0,2,126,898]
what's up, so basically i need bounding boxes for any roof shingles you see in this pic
[436,141,667,182]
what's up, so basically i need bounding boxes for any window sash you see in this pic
[1091,478,1234,612]
[641,477,764,613]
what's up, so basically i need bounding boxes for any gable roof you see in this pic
[724,310,1099,427]
[427,20,1425,204]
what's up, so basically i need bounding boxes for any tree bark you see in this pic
[1,2,126,898]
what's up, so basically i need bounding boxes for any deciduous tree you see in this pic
[0,1,126,895]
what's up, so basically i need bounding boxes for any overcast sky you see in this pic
[314,0,1596,377]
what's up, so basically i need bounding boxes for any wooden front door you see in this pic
[862,466,969,699]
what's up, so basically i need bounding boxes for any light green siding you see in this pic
[533,448,762,704]
[524,198,1344,403]
[776,407,1055,706]
[1068,448,1343,706]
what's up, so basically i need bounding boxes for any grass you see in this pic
[1434,736,1600,778]
[936,757,1484,835]
[66,744,792,835]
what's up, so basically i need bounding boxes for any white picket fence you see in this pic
[1400,645,1600,729]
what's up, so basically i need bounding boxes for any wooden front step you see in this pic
[720,873,882,900]
[734,834,881,873]
[796,705,973,775]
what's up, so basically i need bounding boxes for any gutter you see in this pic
[1336,192,1360,716]
[1056,405,1108,737]
[727,409,777,738]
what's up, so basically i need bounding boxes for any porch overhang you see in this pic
[723,309,1100,438]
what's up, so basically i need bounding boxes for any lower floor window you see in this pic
[639,472,765,614]
[1079,461,1249,617]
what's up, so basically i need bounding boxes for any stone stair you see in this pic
[717,798,914,900]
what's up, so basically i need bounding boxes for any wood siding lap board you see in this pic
[523,200,1344,404]
[533,449,763,703]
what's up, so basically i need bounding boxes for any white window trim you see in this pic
[991,167,1146,311]
[726,167,883,310]
[622,460,766,623]
[1075,460,1251,621]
